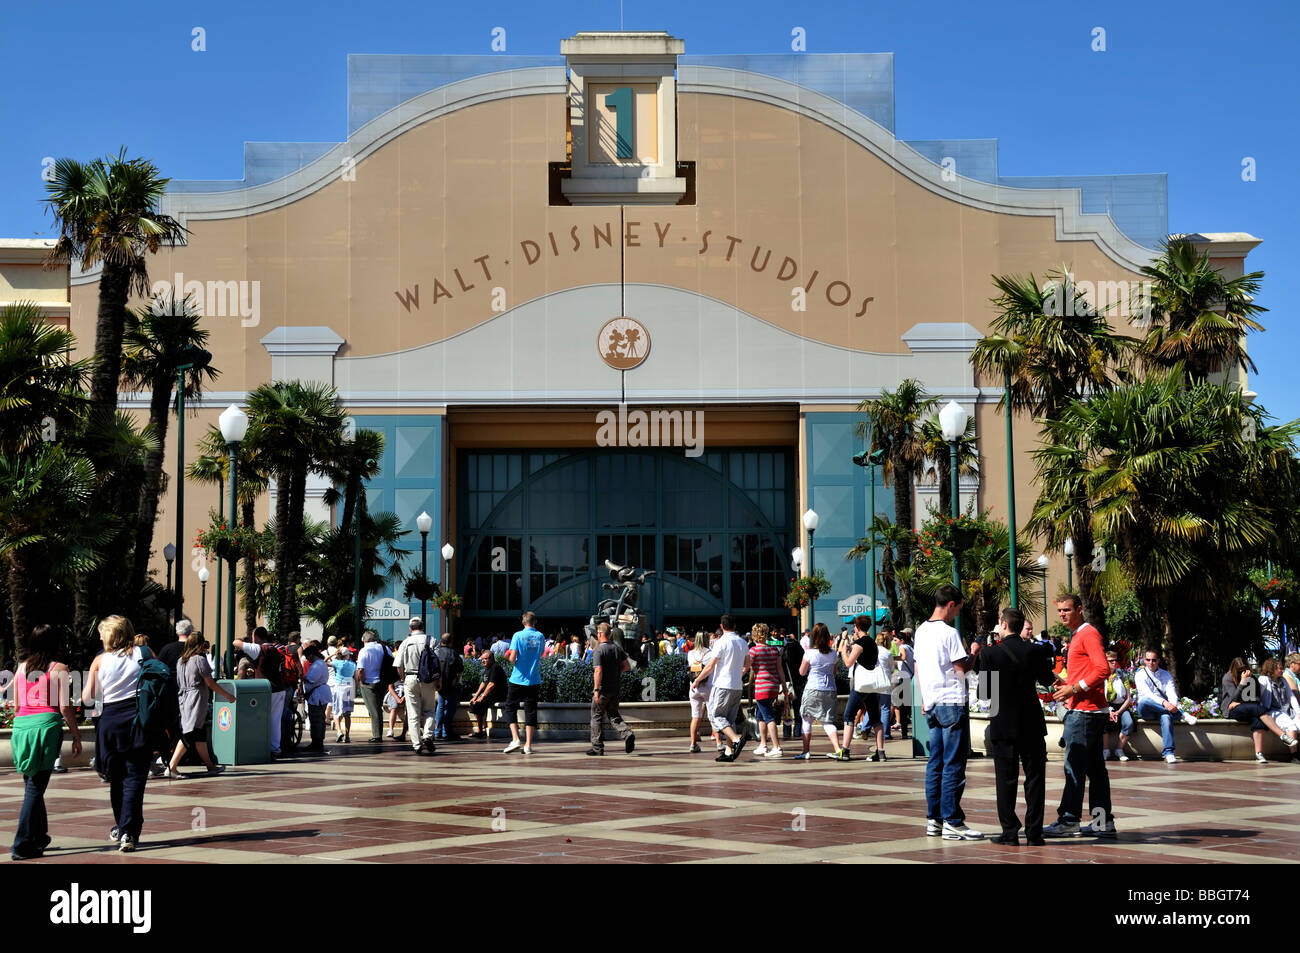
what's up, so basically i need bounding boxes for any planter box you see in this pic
[969,713,1296,762]
[0,728,96,771]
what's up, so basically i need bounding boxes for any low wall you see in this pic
[969,714,1297,762]
[0,729,95,771]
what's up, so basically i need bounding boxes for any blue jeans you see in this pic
[1058,709,1111,824]
[1106,708,1136,738]
[13,770,53,857]
[924,704,970,825]
[435,686,461,738]
[1136,698,1186,756]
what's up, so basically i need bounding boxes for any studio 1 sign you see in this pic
[365,597,410,621]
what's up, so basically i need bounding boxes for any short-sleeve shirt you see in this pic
[710,632,749,691]
[508,627,545,686]
[748,643,783,699]
[914,619,968,708]
[480,660,506,702]
[330,658,357,683]
[357,642,385,685]
[593,641,626,696]
[802,648,838,692]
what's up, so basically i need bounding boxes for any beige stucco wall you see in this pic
[65,84,1167,603]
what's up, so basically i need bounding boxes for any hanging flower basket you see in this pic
[785,571,832,611]
[430,591,462,612]
[196,521,261,564]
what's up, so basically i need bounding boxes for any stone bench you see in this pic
[969,714,1298,762]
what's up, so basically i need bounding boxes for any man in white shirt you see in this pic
[913,584,983,841]
[394,617,440,755]
[691,614,751,762]
[1133,650,1198,763]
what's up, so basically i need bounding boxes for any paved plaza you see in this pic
[2,735,1297,865]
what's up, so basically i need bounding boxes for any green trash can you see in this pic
[212,679,272,765]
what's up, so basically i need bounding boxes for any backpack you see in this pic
[416,636,442,686]
[134,647,178,743]
[280,645,303,688]
[257,644,286,692]
[436,645,463,690]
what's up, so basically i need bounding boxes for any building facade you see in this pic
[65,32,1259,641]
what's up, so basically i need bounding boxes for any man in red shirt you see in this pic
[1044,593,1116,837]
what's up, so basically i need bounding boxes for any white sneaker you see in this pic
[522,746,532,755]
[765,747,784,758]
[926,819,942,837]
[1118,751,1130,762]
[1182,713,1198,726]
[503,740,522,754]
[942,822,985,841]
[687,743,701,753]
[1102,748,1112,760]
[1165,753,1178,764]
[753,745,768,757]
[384,730,394,738]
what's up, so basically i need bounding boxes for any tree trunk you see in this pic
[241,498,258,634]
[6,554,33,663]
[1072,524,1108,639]
[281,460,308,639]
[128,373,173,604]
[273,465,293,638]
[879,541,899,628]
[1135,587,1165,661]
[892,457,914,571]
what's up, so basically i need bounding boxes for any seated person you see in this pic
[466,650,506,738]
[1132,649,1198,764]
[1259,658,1300,754]
[1222,657,1297,762]
[1102,650,1135,761]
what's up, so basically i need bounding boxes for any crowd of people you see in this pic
[7,597,1298,859]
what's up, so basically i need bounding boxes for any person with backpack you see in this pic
[231,627,289,757]
[280,631,304,751]
[356,629,389,743]
[80,615,153,853]
[394,617,440,755]
[433,633,464,742]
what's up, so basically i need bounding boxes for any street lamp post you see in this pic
[215,474,223,660]
[1036,554,1050,633]
[939,401,971,636]
[197,565,210,636]
[163,542,176,599]
[416,511,433,624]
[441,543,455,638]
[853,447,887,636]
[172,345,212,625]
[802,508,819,629]
[218,404,249,679]
[1004,370,1019,609]
[1064,536,1075,592]
[791,547,803,630]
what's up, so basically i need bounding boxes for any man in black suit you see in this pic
[970,607,1056,846]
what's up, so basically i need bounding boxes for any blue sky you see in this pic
[2,0,1296,422]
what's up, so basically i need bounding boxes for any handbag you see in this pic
[853,658,891,694]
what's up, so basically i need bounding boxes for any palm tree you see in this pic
[190,425,269,632]
[970,268,1134,631]
[1030,371,1300,683]
[302,509,412,640]
[244,381,346,638]
[0,444,109,662]
[918,412,979,517]
[847,515,917,630]
[45,150,185,427]
[857,380,934,577]
[1138,237,1266,384]
[121,294,220,604]
[0,302,90,455]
